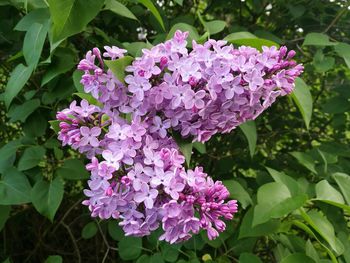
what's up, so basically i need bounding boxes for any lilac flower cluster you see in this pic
[76,30,303,142]
[57,103,237,242]
[56,30,302,243]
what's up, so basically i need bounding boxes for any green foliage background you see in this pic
[0,0,350,262]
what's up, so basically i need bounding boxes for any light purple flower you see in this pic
[150,116,171,138]
[144,150,164,168]
[171,84,191,108]
[103,46,127,60]
[80,126,101,147]
[102,150,123,170]
[164,178,184,200]
[134,183,158,209]
[150,168,173,187]
[243,69,265,91]
[183,89,206,109]
[107,123,129,140]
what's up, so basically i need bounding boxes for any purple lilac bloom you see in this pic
[56,30,303,243]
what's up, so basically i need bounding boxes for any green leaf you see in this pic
[173,134,192,167]
[81,221,98,239]
[239,208,280,239]
[292,220,338,263]
[3,63,34,108]
[253,182,306,226]
[123,42,153,57]
[18,146,45,171]
[303,33,336,46]
[313,50,335,73]
[269,195,307,218]
[332,173,350,205]
[305,240,320,263]
[15,8,50,31]
[118,236,142,260]
[49,120,60,134]
[136,255,151,263]
[232,38,279,50]
[338,232,350,263]
[205,20,226,35]
[137,0,165,31]
[31,177,64,221]
[0,168,32,205]
[201,231,223,248]
[0,155,15,175]
[257,182,291,206]
[183,234,205,251]
[23,21,49,68]
[23,113,48,137]
[108,220,124,241]
[322,96,349,114]
[56,159,89,180]
[291,78,313,129]
[48,0,105,42]
[193,142,206,154]
[72,70,84,92]
[266,167,302,197]
[174,0,183,5]
[0,140,21,161]
[222,179,252,209]
[290,151,316,174]
[254,30,283,44]
[7,99,40,122]
[280,253,316,263]
[334,42,350,69]
[316,180,344,204]
[239,253,263,263]
[104,56,134,84]
[104,0,138,20]
[224,31,257,40]
[41,48,76,86]
[73,93,103,108]
[224,32,279,50]
[288,5,306,18]
[239,120,257,158]
[167,23,200,43]
[0,205,11,231]
[161,243,180,262]
[150,253,164,263]
[44,255,63,263]
[301,209,344,255]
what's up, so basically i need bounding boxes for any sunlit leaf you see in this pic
[104,56,134,84]
[104,0,138,20]
[137,0,165,31]
[48,0,104,42]
[334,42,350,69]
[303,33,336,46]
[332,173,350,205]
